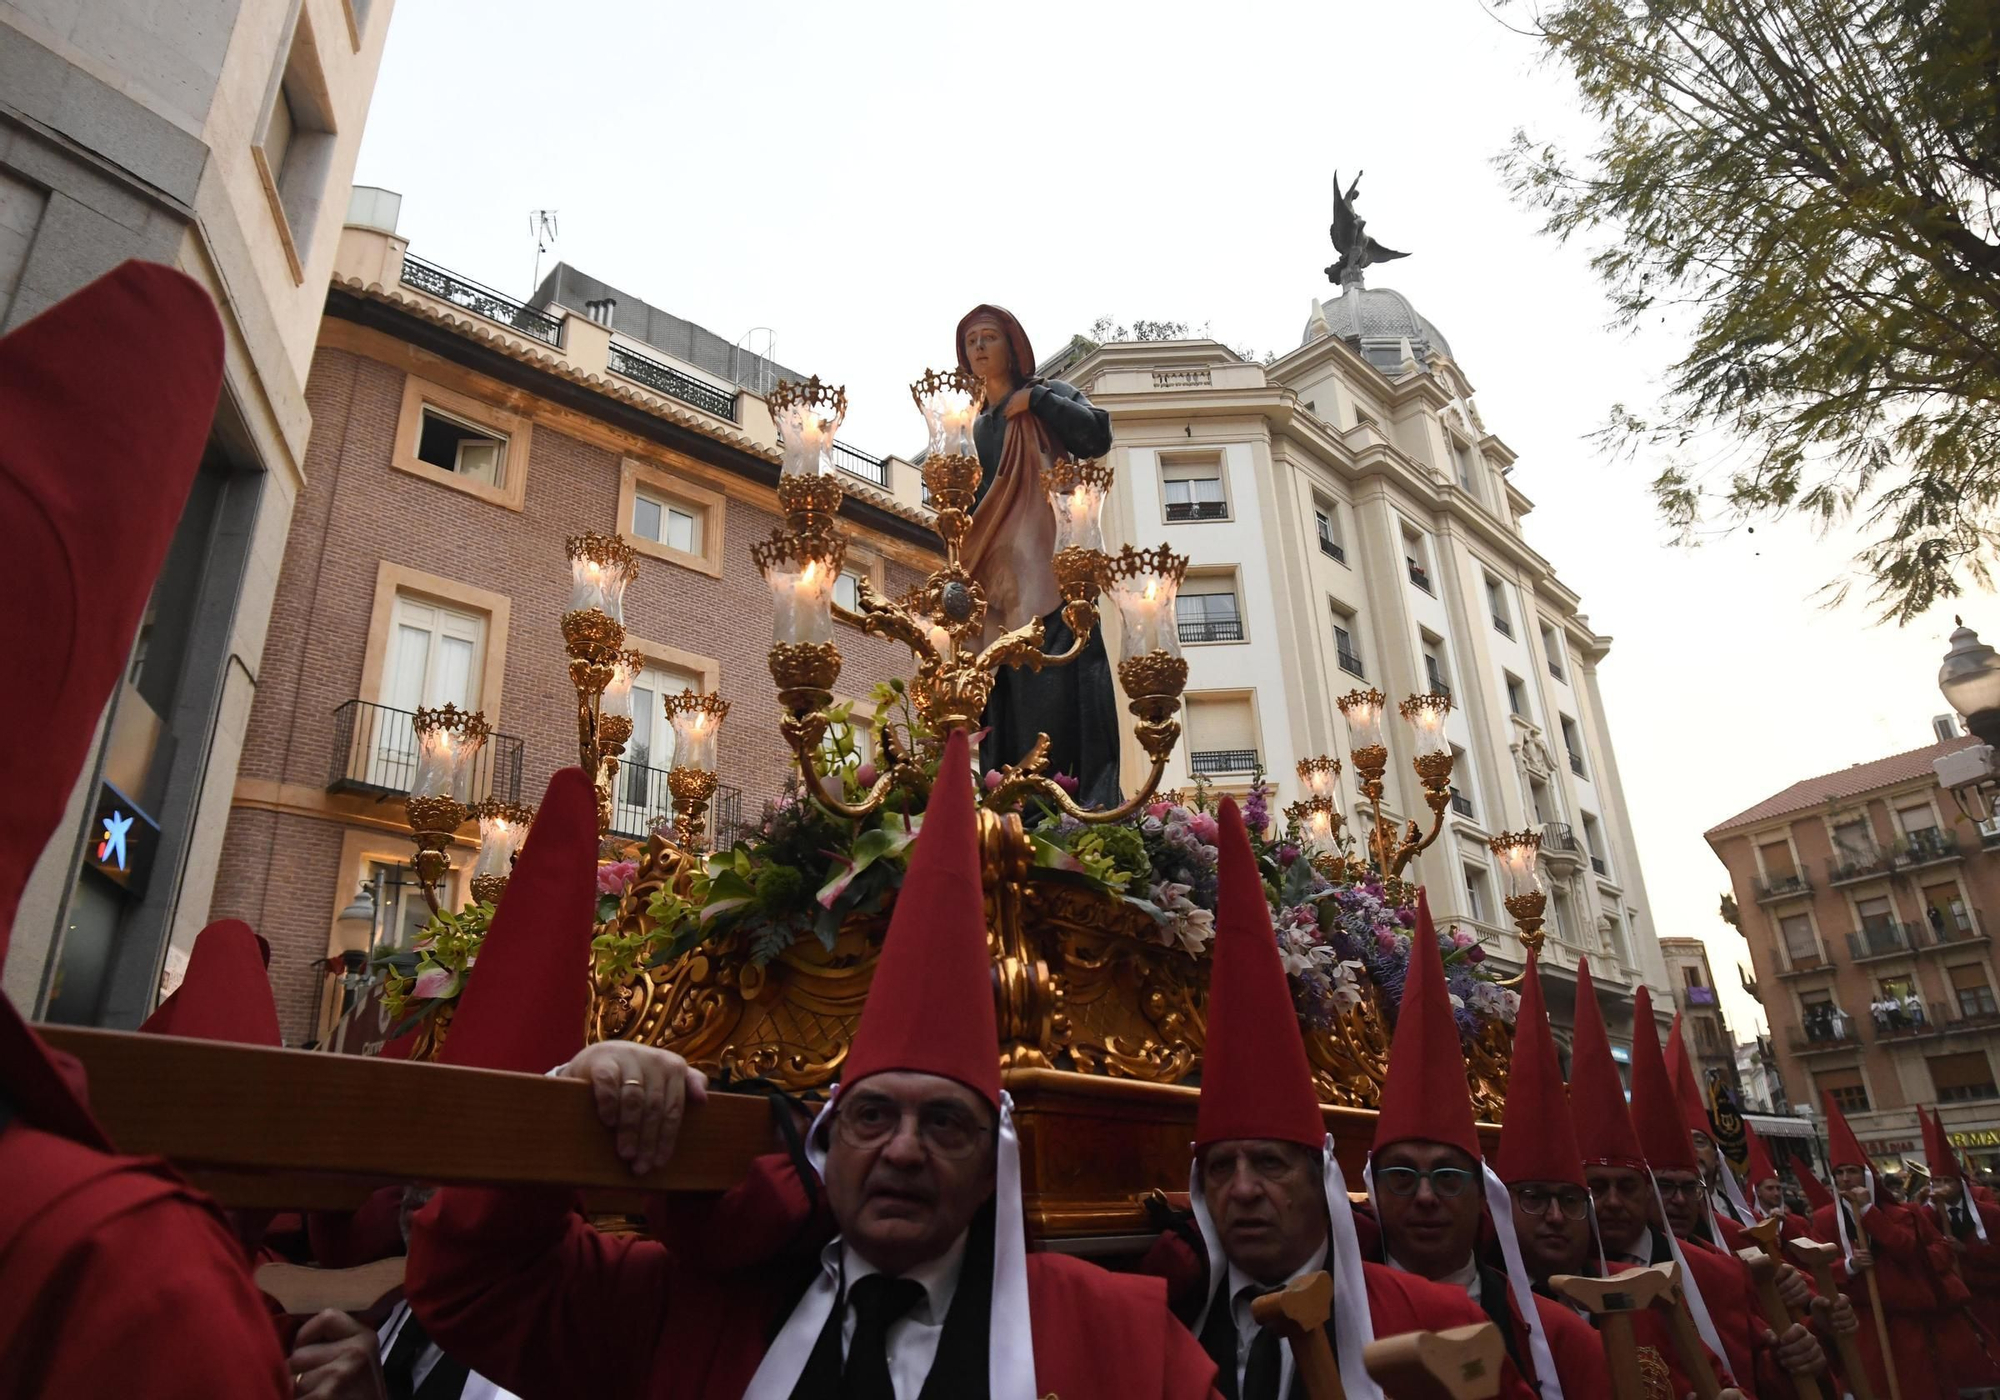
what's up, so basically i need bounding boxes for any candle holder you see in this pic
[665,690,728,851]
[1489,828,1549,968]
[469,798,533,906]
[404,704,490,914]
[565,533,636,831]
[1336,687,1457,898]
[769,376,847,479]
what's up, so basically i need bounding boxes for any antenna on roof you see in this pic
[529,209,559,291]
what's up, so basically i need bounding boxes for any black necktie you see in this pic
[1954,1203,1971,1235]
[1238,1285,1282,1400]
[842,1275,926,1400]
[383,1307,430,1400]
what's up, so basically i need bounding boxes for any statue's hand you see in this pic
[1003,386,1033,419]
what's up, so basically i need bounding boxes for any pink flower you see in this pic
[1451,928,1477,950]
[1052,771,1079,794]
[854,761,878,788]
[984,769,1004,791]
[412,967,455,1000]
[1375,930,1401,954]
[1187,811,1219,844]
[596,860,639,895]
[1145,801,1173,821]
[1278,843,1300,866]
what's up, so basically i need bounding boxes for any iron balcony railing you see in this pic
[1754,870,1813,902]
[1548,659,1564,682]
[1590,855,1608,876]
[1166,500,1227,522]
[1190,749,1258,774]
[1407,560,1433,593]
[1929,909,1988,945]
[1568,750,1587,778]
[1337,648,1365,679]
[1827,848,1890,884]
[606,343,738,421]
[1847,921,1919,961]
[831,442,888,488]
[1450,789,1474,818]
[608,761,745,846]
[1178,618,1244,644]
[1791,1009,1859,1052]
[1542,821,1578,852]
[1872,997,1945,1037]
[1492,615,1513,638]
[1318,535,1346,564]
[1895,827,1962,866]
[399,255,563,346]
[328,700,525,804]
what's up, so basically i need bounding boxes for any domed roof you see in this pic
[1303,283,1452,374]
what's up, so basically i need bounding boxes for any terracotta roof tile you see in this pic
[1705,734,1979,838]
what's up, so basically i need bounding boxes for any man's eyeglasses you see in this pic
[831,1095,992,1159]
[1654,1179,1707,1202]
[1375,1166,1478,1199]
[1587,1177,1650,1203]
[1512,1185,1591,1220]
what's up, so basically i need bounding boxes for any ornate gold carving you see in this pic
[404,795,466,836]
[469,873,509,906]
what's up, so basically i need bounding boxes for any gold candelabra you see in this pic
[403,703,492,914]
[1290,686,1458,903]
[755,371,1190,825]
[468,798,534,905]
[1488,828,1549,976]
[662,690,729,851]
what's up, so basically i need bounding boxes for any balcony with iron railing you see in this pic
[1827,847,1891,885]
[1542,821,1578,852]
[1178,617,1245,644]
[1590,854,1608,876]
[1407,559,1433,593]
[1790,1008,1861,1054]
[399,255,564,347]
[1190,749,1259,775]
[1871,997,1949,1040]
[608,761,744,845]
[1166,500,1228,522]
[1318,535,1346,564]
[1548,659,1564,682]
[1337,647,1366,679]
[1894,827,1962,869]
[1923,908,1989,947]
[1847,921,1920,962]
[829,441,889,488]
[1567,749,1586,778]
[1754,870,1813,903]
[1492,614,1513,638]
[605,342,738,421]
[327,700,526,805]
[1450,789,1474,818]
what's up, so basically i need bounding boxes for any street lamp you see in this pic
[1939,618,2000,746]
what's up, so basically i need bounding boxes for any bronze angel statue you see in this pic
[1325,169,1408,290]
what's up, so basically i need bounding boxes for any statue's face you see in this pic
[962,318,1015,385]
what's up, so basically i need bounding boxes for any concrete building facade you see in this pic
[1708,731,2000,1174]
[3,0,398,1024]
[1056,270,1674,1052]
[210,206,942,1043]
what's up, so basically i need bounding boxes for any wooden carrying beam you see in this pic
[39,1027,772,1210]
[1250,1272,1344,1400]
[1363,1322,1506,1400]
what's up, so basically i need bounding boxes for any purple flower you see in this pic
[854,761,878,788]
[1278,843,1300,866]
[1052,771,1080,794]
[1466,945,1485,964]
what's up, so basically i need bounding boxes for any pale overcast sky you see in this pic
[355,0,1983,1040]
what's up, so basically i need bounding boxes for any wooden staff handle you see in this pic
[1851,1210,1903,1400]
[1250,1271,1345,1400]
[1362,1322,1507,1400]
[1550,1268,1674,1400]
[1735,1248,1826,1400]
[1635,1262,1725,1400]
[1785,1239,1876,1400]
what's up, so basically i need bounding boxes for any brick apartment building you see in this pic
[1707,725,2000,1174]
[210,194,942,1042]
[1656,936,1742,1100]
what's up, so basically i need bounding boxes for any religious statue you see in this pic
[1325,169,1408,290]
[955,304,1123,807]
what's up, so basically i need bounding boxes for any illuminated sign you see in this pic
[87,782,158,895]
[1949,1128,2000,1149]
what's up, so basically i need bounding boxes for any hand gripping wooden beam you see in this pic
[1784,1238,1876,1400]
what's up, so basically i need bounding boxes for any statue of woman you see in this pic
[956,304,1122,808]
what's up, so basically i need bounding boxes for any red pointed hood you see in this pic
[1195,797,1323,1150]
[1628,985,1698,1173]
[841,728,1000,1109]
[1821,1091,1871,1173]
[1665,1013,1714,1144]
[1919,1106,1963,1184]
[1371,891,1480,1160]
[0,261,222,958]
[1568,960,1647,1171]
[440,767,599,1075]
[1493,953,1584,1188]
[140,920,281,1046]
[1742,1121,1780,1187]
[1796,1166,1835,1214]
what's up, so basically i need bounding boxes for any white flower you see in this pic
[1147,881,1216,955]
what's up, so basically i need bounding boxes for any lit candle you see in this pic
[769,557,837,647]
[912,369,980,460]
[1110,573,1178,664]
[1403,697,1451,758]
[669,697,724,773]
[1338,691,1386,751]
[1051,481,1106,554]
[773,378,847,477]
[602,654,638,719]
[1490,832,1547,903]
[472,808,526,881]
[1306,807,1334,848]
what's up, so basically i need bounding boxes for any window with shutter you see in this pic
[1186,694,1258,774]
[1950,963,1998,1018]
[1815,1066,1869,1113]
[1927,1052,1998,1102]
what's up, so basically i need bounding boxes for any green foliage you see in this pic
[1063,823,1153,893]
[1500,0,2000,621]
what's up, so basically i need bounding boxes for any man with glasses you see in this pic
[1138,802,1519,1400]
[1365,898,1590,1400]
[406,738,1221,1400]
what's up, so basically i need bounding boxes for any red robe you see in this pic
[1921,1197,2000,1387]
[1530,1291,1611,1398]
[1812,1198,1975,1399]
[1605,1265,1730,1398]
[0,1121,291,1398]
[408,1162,1220,1400]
